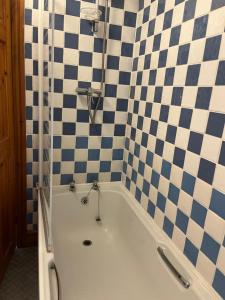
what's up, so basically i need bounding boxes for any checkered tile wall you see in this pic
[51,0,138,186]
[123,0,225,298]
[24,0,138,231]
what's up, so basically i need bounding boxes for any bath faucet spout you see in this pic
[69,180,76,192]
[92,181,100,191]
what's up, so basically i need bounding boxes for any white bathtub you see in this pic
[39,182,219,300]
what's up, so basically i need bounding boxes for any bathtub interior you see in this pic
[50,183,217,300]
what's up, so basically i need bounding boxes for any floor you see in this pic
[0,248,38,300]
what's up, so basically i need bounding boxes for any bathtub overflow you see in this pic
[83,240,92,246]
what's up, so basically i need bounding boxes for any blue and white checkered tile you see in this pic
[25,0,40,232]
[51,0,138,185]
[24,0,139,229]
[123,0,225,299]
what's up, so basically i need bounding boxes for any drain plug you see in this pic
[83,240,92,246]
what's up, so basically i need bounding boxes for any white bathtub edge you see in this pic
[38,191,54,300]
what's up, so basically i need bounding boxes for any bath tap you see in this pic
[69,180,76,192]
[92,181,100,191]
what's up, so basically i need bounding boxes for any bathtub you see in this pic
[39,182,219,300]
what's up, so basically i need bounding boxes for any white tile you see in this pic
[196,252,216,285]
[204,210,225,244]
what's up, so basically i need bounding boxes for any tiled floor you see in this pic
[0,247,38,300]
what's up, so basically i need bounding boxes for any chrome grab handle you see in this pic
[49,262,61,300]
[157,246,191,289]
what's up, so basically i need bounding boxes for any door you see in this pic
[0,0,16,281]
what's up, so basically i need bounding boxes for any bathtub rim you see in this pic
[39,181,221,300]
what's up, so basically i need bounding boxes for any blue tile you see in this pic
[146,150,153,167]
[54,79,63,93]
[101,137,113,149]
[124,11,137,27]
[206,112,225,138]
[109,24,122,40]
[153,34,161,51]
[191,200,207,228]
[114,124,125,136]
[161,160,171,179]
[159,105,169,122]
[177,44,190,65]
[197,158,216,184]
[195,87,212,110]
[63,122,75,135]
[176,209,189,234]
[111,172,121,181]
[74,161,87,173]
[169,25,181,46]
[192,15,208,40]
[135,187,142,202]
[157,192,166,212]
[184,239,199,266]
[171,87,183,106]
[76,137,88,149]
[166,125,177,144]
[164,67,175,85]
[100,161,111,172]
[112,149,123,160]
[155,139,164,156]
[121,42,133,57]
[209,189,225,220]
[201,232,220,264]
[163,9,173,30]
[62,149,74,161]
[219,142,225,166]
[87,173,99,183]
[151,170,160,188]
[216,60,225,85]
[64,65,78,80]
[65,32,78,49]
[185,64,200,86]
[148,19,155,37]
[61,174,73,185]
[79,51,92,66]
[143,179,150,196]
[187,131,203,155]
[54,47,63,63]
[111,0,124,9]
[66,0,80,16]
[168,183,180,205]
[157,0,165,15]
[147,200,156,218]
[203,35,222,61]
[181,172,196,196]
[142,6,150,23]
[54,14,64,31]
[119,71,131,85]
[88,149,100,161]
[80,19,93,36]
[163,217,174,238]
[94,38,103,53]
[211,0,225,11]
[154,87,163,102]
[173,147,186,168]
[183,0,196,21]
[213,269,225,300]
[158,49,168,68]
[179,108,193,129]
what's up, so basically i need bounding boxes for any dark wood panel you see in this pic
[0,0,16,281]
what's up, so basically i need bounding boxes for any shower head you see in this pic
[80,7,102,22]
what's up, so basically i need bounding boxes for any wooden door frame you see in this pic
[11,0,37,247]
